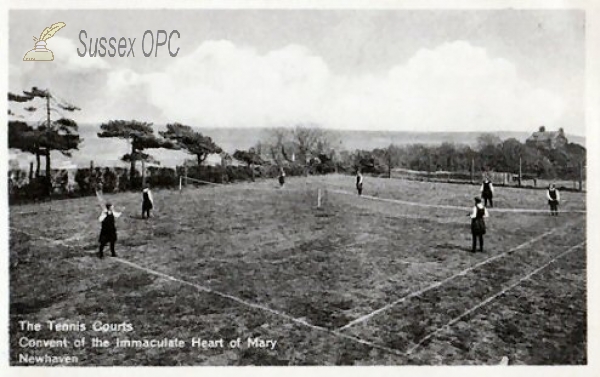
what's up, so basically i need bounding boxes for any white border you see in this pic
[2,1,598,376]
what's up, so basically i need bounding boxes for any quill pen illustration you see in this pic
[38,22,66,41]
[24,22,66,61]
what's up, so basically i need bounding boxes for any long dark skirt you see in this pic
[279,176,285,185]
[471,218,486,236]
[142,199,153,211]
[548,199,559,213]
[99,231,117,244]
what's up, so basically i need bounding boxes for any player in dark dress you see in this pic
[356,170,363,196]
[480,177,494,207]
[278,167,286,188]
[98,203,122,258]
[142,187,154,219]
[470,197,489,253]
[547,184,560,216]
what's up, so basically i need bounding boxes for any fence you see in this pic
[390,167,585,192]
[391,168,509,184]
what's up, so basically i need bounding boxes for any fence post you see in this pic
[317,188,322,208]
[518,156,522,188]
[579,161,584,191]
[142,159,146,188]
[114,169,120,192]
[470,158,474,184]
[427,154,432,182]
[90,160,95,193]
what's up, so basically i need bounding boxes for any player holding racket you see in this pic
[98,203,122,258]
[470,197,489,253]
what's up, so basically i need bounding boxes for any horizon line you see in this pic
[74,123,586,138]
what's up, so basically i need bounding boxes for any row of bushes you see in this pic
[8,162,330,204]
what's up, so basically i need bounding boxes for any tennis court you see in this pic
[9,174,586,365]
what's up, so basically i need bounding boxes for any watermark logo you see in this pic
[23,22,66,61]
[77,30,180,58]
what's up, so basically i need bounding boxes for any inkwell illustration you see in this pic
[23,22,66,61]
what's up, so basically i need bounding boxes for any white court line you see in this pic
[330,188,586,214]
[10,227,327,333]
[113,257,410,358]
[337,222,576,331]
[330,330,405,357]
[10,224,408,358]
[406,242,586,355]
[112,257,324,332]
[9,222,579,360]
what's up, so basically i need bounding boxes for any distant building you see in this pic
[526,126,568,149]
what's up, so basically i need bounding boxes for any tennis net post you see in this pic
[318,188,322,209]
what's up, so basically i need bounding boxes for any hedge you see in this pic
[8,161,330,204]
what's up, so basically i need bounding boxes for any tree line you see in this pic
[340,133,586,181]
[9,86,586,200]
[9,88,225,195]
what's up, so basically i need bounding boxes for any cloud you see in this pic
[106,68,144,94]
[140,41,331,127]
[103,39,566,132]
[50,36,110,71]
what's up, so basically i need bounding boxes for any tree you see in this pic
[268,127,286,161]
[499,138,525,173]
[369,145,404,178]
[159,123,222,165]
[98,120,175,188]
[121,151,161,165]
[261,125,335,176]
[8,121,36,150]
[261,127,294,163]
[476,134,502,172]
[289,125,334,176]
[291,125,330,159]
[434,142,457,172]
[8,87,81,196]
[233,148,263,181]
[476,133,502,151]
[406,144,431,171]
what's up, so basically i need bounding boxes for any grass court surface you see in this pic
[9,174,586,365]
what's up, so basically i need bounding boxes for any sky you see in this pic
[8,9,585,136]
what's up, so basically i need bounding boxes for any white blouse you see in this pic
[470,203,490,219]
[143,188,154,204]
[99,210,122,222]
[547,189,560,201]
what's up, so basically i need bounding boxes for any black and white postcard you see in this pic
[2,0,598,375]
